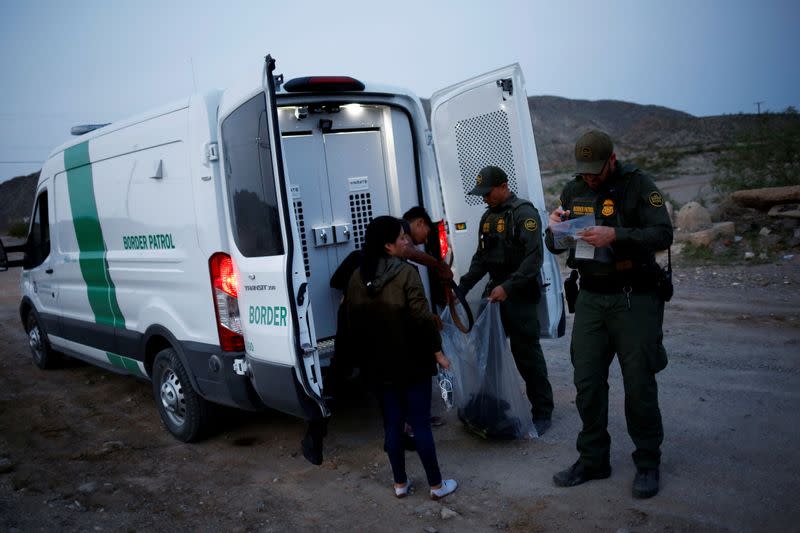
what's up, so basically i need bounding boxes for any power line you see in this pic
[0,161,42,164]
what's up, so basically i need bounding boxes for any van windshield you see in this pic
[221,94,284,257]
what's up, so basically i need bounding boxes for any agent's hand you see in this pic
[435,351,450,370]
[549,207,570,228]
[578,225,616,247]
[487,285,507,302]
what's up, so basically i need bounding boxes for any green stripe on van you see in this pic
[106,352,145,377]
[64,142,125,329]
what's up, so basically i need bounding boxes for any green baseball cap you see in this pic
[468,165,508,195]
[575,130,614,175]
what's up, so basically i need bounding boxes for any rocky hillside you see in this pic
[423,95,794,175]
[0,172,38,234]
[528,95,694,169]
[2,97,795,233]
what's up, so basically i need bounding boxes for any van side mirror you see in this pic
[0,239,25,270]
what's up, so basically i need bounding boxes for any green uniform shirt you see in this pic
[460,193,544,298]
[545,162,673,281]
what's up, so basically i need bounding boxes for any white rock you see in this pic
[675,221,735,247]
[768,204,800,219]
[676,202,712,232]
[78,482,98,494]
[440,506,460,520]
[745,252,755,259]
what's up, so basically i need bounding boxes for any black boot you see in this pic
[533,418,552,436]
[632,467,659,499]
[301,418,327,466]
[553,460,611,487]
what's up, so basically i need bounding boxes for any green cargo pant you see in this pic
[496,291,554,421]
[571,289,667,470]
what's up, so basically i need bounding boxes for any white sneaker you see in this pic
[430,478,458,500]
[394,479,412,498]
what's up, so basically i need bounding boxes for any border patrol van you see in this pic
[0,56,564,442]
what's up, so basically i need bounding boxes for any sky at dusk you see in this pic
[1,0,798,182]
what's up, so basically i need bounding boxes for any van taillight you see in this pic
[437,220,449,261]
[209,253,244,351]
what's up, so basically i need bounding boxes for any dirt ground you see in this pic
[1,257,799,533]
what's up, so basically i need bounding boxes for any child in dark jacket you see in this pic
[345,216,458,500]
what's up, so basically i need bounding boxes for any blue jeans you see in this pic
[379,379,442,487]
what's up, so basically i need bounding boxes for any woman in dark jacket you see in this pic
[346,216,458,500]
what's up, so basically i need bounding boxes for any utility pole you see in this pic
[754,101,765,114]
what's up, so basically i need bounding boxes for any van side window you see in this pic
[24,190,50,269]
[221,95,284,257]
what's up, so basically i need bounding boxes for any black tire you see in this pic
[152,348,210,442]
[26,311,60,369]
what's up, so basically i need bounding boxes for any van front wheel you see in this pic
[26,312,59,369]
[152,348,210,442]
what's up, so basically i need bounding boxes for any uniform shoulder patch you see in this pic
[524,218,538,231]
[649,191,664,207]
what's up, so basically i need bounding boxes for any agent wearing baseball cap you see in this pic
[545,130,673,499]
[458,165,554,436]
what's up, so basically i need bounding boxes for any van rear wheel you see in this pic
[26,312,59,369]
[152,348,210,442]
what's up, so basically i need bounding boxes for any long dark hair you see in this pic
[360,216,402,286]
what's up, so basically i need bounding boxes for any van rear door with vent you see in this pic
[430,64,564,338]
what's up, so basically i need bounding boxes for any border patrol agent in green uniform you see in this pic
[458,165,554,435]
[546,131,673,499]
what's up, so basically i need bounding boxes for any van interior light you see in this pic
[294,106,308,120]
[342,104,364,115]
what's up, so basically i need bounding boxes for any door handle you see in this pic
[297,282,308,306]
[45,268,53,274]
[313,226,333,247]
[332,224,351,243]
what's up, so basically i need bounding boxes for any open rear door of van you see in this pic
[217,55,327,419]
[430,64,565,338]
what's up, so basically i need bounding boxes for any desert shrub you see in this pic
[713,110,800,192]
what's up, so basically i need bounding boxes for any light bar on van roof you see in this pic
[71,124,110,136]
[283,76,365,93]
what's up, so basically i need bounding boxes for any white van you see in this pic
[0,56,564,442]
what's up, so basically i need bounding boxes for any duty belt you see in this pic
[579,273,657,294]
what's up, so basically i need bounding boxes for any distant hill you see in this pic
[0,171,38,234]
[1,97,791,233]
[423,95,780,173]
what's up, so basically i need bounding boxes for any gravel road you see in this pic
[1,260,799,532]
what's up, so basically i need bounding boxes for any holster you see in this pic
[655,266,673,302]
[564,270,579,313]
